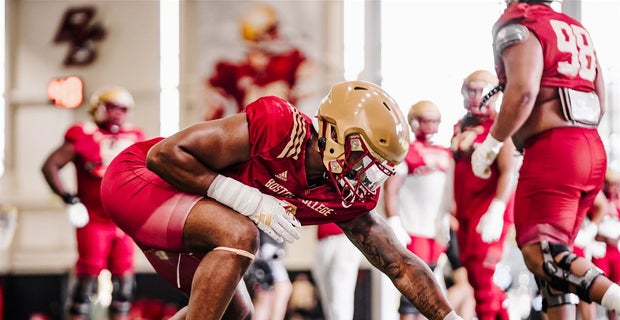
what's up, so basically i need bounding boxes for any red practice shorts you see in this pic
[406,236,445,265]
[75,220,134,277]
[101,141,203,293]
[514,127,606,247]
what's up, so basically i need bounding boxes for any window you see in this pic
[381,0,503,146]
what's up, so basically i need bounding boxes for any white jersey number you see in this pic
[550,19,596,82]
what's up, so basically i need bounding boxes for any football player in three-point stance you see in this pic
[100,81,463,320]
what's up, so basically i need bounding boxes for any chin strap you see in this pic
[478,84,505,109]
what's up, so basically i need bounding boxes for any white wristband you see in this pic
[207,174,262,217]
[488,198,506,214]
[485,134,504,154]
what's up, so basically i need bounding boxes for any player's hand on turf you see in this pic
[249,197,301,244]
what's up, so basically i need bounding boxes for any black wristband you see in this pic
[61,193,80,205]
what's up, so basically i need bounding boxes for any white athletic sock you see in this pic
[601,283,620,314]
[443,311,464,320]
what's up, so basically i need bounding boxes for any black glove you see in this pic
[62,193,81,205]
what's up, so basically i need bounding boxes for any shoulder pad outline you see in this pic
[494,23,529,55]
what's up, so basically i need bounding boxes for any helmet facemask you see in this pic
[316,80,409,206]
[319,122,395,207]
[408,100,441,142]
[462,81,498,118]
[89,86,134,133]
[462,70,500,119]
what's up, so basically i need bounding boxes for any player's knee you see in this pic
[535,276,579,311]
[540,240,603,302]
[69,276,98,317]
[228,222,260,254]
[110,274,135,315]
[520,244,545,276]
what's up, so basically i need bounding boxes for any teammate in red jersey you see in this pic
[452,70,517,320]
[472,0,620,317]
[384,100,454,320]
[42,86,146,320]
[100,81,463,320]
[204,4,312,120]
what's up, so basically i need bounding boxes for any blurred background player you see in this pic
[443,218,476,320]
[312,222,362,320]
[244,230,293,320]
[592,170,620,320]
[41,86,146,320]
[384,100,454,320]
[572,190,609,320]
[451,70,517,320]
[204,3,313,120]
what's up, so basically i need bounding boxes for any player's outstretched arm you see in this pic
[338,210,457,320]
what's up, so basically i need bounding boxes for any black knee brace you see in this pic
[69,276,98,317]
[541,240,603,303]
[535,276,579,311]
[110,275,135,315]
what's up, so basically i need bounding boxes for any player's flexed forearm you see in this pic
[338,211,461,320]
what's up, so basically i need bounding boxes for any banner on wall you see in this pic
[196,1,323,121]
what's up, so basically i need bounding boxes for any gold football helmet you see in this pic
[462,70,499,117]
[316,80,410,205]
[408,100,441,124]
[89,86,134,127]
[408,100,441,139]
[240,4,279,43]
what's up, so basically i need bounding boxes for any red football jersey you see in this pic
[222,96,379,225]
[403,141,452,176]
[208,48,306,112]
[493,3,598,92]
[65,122,146,222]
[452,118,504,221]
